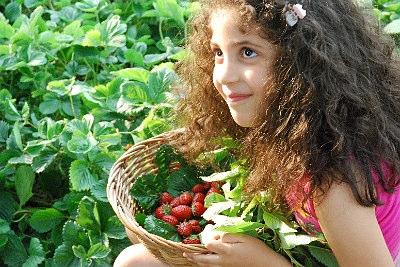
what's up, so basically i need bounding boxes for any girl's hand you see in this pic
[183,233,291,267]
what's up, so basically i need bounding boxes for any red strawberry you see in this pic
[188,220,202,234]
[192,192,205,204]
[179,191,193,205]
[192,184,205,194]
[177,221,193,237]
[162,215,179,226]
[159,192,174,204]
[155,204,171,219]
[211,181,223,190]
[170,197,181,207]
[171,205,192,221]
[183,234,201,244]
[203,182,212,190]
[192,202,207,217]
[206,187,222,195]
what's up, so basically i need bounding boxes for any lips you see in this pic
[226,93,252,102]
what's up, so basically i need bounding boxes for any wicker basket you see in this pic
[107,129,209,266]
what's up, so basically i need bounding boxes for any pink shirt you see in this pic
[287,162,400,262]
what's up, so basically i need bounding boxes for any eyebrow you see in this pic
[210,40,265,50]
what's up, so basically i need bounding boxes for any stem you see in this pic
[159,18,164,41]
[69,95,77,118]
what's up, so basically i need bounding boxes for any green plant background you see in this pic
[0,0,398,266]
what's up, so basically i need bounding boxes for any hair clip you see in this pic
[285,3,307,26]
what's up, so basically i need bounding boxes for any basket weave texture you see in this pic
[107,129,209,266]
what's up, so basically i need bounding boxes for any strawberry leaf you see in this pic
[130,173,167,213]
[144,215,181,242]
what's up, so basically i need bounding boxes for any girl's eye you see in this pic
[242,48,257,58]
[213,48,223,57]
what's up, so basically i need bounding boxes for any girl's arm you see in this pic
[314,181,395,267]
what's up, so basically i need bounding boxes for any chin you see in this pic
[232,117,254,128]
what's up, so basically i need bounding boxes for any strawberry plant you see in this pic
[0,0,198,266]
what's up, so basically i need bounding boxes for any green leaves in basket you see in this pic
[144,215,181,242]
[167,165,203,196]
[155,144,187,178]
[216,221,264,237]
[130,173,167,213]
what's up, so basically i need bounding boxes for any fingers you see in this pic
[205,240,233,254]
[219,232,248,243]
[183,252,222,266]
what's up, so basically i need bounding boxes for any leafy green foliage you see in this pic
[0,0,197,265]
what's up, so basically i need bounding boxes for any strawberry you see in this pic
[159,192,174,204]
[155,204,171,219]
[171,205,192,221]
[162,215,179,226]
[211,181,223,190]
[192,192,205,204]
[203,182,212,190]
[179,191,193,205]
[206,187,222,195]
[192,184,205,194]
[183,234,201,244]
[188,220,202,234]
[170,197,181,207]
[192,202,207,217]
[177,221,193,237]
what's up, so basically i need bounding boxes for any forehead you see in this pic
[209,8,266,44]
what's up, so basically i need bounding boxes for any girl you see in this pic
[114,0,400,266]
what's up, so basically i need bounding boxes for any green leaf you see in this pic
[0,192,19,222]
[62,220,90,247]
[75,0,99,12]
[63,20,84,39]
[15,165,35,206]
[32,149,57,173]
[121,81,148,103]
[308,245,339,267]
[384,18,400,34]
[82,29,102,47]
[1,232,28,267]
[13,121,23,151]
[104,216,125,239]
[279,233,317,250]
[0,21,15,39]
[153,0,185,26]
[29,208,65,233]
[111,68,150,83]
[5,2,21,23]
[216,221,264,236]
[76,196,101,232]
[0,219,10,234]
[69,160,98,191]
[0,235,8,249]
[22,238,45,267]
[47,78,75,96]
[53,243,80,267]
[167,165,203,196]
[144,215,181,242]
[67,131,97,154]
[72,244,87,259]
[124,49,144,66]
[87,243,111,259]
[204,193,226,208]
[0,121,10,142]
[130,173,166,213]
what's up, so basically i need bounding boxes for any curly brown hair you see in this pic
[172,0,400,210]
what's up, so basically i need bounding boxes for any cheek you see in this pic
[212,69,223,95]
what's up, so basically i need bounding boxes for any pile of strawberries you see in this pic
[154,181,223,244]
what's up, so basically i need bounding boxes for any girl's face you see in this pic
[210,8,279,128]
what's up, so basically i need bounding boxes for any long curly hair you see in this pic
[172,0,400,210]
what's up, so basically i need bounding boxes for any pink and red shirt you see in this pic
[286,162,400,262]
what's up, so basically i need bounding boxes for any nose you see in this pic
[213,57,240,85]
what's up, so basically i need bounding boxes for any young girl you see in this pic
[114,0,400,266]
